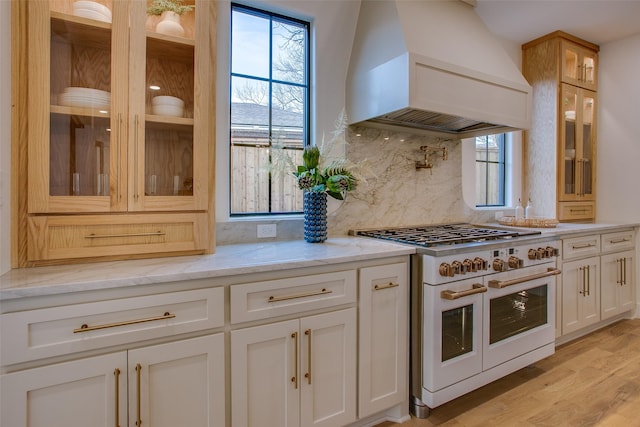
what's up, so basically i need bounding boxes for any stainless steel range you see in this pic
[352,223,560,418]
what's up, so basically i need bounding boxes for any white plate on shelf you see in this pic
[73,1,112,18]
[151,104,184,117]
[73,8,112,23]
[152,96,185,108]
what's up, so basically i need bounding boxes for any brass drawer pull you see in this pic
[571,243,596,250]
[268,288,332,303]
[488,268,561,289]
[609,238,630,244]
[569,208,588,213]
[440,283,486,300]
[73,312,176,333]
[85,231,166,239]
[374,282,400,291]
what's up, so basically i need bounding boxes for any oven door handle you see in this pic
[487,268,561,289]
[440,283,487,300]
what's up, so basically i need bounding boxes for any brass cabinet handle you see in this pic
[117,113,121,202]
[374,282,400,291]
[291,332,298,389]
[572,243,596,250]
[622,257,627,286]
[305,329,312,385]
[73,312,175,333]
[570,208,589,213]
[488,268,561,289]
[609,238,630,244]
[84,231,166,239]
[114,368,121,427]
[268,288,332,303]
[440,283,486,300]
[617,258,623,285]
[135,363,142,426]
[134,114,139,200]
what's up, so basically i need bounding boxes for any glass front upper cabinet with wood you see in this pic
[561,39,598,91]
[559,83,596,202]
[28,0,209,214]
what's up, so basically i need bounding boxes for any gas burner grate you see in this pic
[353,223,531,247]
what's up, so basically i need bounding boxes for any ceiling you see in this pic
[475,0,640,46]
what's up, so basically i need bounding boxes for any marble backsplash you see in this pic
[216,125,493,244]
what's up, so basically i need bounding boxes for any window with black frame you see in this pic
[475,133,506,207]
[229,4,310,216]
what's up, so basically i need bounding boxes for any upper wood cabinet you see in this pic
[561,39,598,91]
[15,0,215,265]
[522,31,599,223]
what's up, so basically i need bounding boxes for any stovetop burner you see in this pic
[351,223,541,248]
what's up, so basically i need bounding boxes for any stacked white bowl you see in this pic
[73,1,112,23]
[151,96,185,117]
[58,87,111,109]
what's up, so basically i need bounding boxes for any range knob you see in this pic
[492,258,508,272]
[439,263,454,277]
[537,248,546,259]
[545,246,559,257]
[463,259,474,272]
[508,256,524,269]
[451,260,463,274]
[473,257,488,271]
[528,248,541,260]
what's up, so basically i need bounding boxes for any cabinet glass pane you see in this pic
[582,94,595,195]
[583,55,595,85]
[145,33,195,197]
[442,304,473,362]
[564,48,578,81]
[563,91,577,195]
[50,8,113,197]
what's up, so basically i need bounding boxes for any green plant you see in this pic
[147,0,193,16]
[294,146,357,200]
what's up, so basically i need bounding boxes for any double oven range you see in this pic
[352,223,560,418]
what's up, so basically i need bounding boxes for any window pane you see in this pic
[475,133,506,207]
[486,162,503,205]
[272,20,306,84]
[476,138,487,161]
[475,162,487,206]
[230,5,309,215]
[231,10,269,78]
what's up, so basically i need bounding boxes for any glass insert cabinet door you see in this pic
[27,0,209,214]
[561,40,597,90]
[560,83,596,201]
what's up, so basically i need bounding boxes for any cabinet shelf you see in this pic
[51,11,111,48]
[146,114,194,129]
[51,105,111,119]
[147,32,195,63]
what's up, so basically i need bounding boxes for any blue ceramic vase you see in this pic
[303,191,327,243]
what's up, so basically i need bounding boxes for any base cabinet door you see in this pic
[562,256,600,335]
[358,263,408,418]
[231,309,356,427]
[601,250,635,320]
[0,352,128,427]
[128,334,225,427]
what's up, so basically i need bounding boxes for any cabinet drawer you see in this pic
[563,234,600,260]
[230,270,357,324]
[558,202,595,221]
[1,287,223,365]
[28,213,209,262]
[601,230,635,253]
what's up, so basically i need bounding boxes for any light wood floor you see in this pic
[377,319,640,427]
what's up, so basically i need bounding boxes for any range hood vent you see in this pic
[347,0,532,139]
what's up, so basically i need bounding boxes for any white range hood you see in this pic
[346,0,532,138]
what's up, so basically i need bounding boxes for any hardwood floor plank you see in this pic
[376,319,640,427]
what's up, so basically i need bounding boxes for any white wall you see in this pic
[597,33,640,223]
[0,0,11,275]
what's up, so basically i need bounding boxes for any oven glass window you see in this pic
[442,304,474,361]
[489,284,548,344]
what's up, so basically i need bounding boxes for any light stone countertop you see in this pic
[487,222,639,237]
[0,237,415,301]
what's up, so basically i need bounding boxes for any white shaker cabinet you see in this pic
[358,262,408,418]
[231,308,357,427]
[561,255,600,335]
[601,250,635,320]
[0,334,224,427]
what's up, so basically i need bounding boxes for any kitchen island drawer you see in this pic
[601,230,635,253]
[1,287,223,365]
[27,213,209,264]
[563,234,601,260]
[230,270,357,324]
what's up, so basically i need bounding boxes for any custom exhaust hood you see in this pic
[346,0,532,138]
